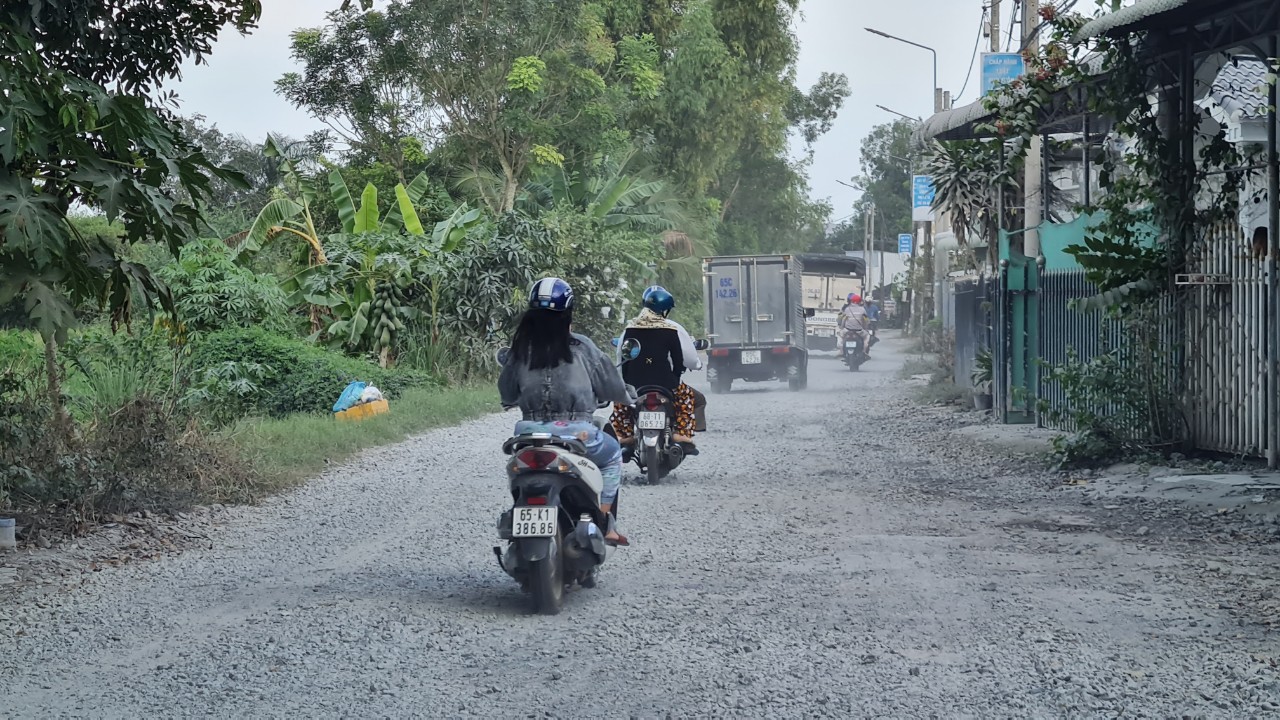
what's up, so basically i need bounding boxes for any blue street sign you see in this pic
[981,52,1025,95]
[898,233,913,254]
[911,175,935,221]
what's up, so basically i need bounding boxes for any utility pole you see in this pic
[866,201,875,296]
[1022,0,1042,259]
[990,0,1001,54]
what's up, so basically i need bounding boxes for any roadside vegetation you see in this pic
[0,0,852,539]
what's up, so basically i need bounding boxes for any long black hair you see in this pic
[510,308,574,370]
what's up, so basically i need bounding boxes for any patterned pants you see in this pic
[612,383,697,439]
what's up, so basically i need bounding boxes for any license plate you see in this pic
[816,329,834,337]
[741,350,762,364]
[512,507,557,537]
[637,411,666,430]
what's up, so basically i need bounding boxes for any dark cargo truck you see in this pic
[702,254,812,393]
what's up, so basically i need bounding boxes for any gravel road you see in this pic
[3,331,1279,718]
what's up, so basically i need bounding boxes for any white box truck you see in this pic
[702,254,813,393]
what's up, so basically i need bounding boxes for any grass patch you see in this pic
[227,384,500,492]
[899,355,941,379]
[914,380,969,406]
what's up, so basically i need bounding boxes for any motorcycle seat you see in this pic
[502,433,588,456]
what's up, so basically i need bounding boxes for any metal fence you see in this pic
[951,277,989,388]
[1182,219,1269,456]
[1037,270,1125,432]
[1037,225,1266,458]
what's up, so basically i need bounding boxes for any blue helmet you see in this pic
[642,285,675,316]
[528,277,574,312]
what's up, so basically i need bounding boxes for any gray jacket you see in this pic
[499,333,633,422]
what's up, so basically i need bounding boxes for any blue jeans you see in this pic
[513,421,622,505]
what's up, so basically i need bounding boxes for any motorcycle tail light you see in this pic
[710,349,729,357]
[644,393,662,410]
[515,448,558,469]
[524,496,548,506]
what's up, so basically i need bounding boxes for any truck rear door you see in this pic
[705,256,795,347]
[705,257,748,346]
[748,256,792,346]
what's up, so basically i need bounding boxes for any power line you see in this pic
[1005,0,1021,51]
[1019,0,1080,52]
[953,6,991,104]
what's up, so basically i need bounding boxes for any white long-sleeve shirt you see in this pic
[669,319,704,372]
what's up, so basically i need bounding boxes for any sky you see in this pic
[173,0,1013,227]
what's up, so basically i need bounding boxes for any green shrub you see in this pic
[0,330,40,371]
[63,326,182,425]
[0,368,255,523]
[189,327,435,417]
[155,237,294,336]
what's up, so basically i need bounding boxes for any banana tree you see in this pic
[292,177,486,367]
[237,136,329,266]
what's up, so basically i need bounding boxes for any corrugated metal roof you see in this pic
[1210,58,1269,120]
[913,54,1107,145]
[1073,0,1193,41]
[911,96,1010,147]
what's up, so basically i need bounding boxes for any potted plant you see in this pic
[971,347,993,411]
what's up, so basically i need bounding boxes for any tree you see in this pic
[280,0,659,214]
[926,140,1011,270]
[276,7,434,182]
[240,137,331,267]
[520,150,683,235]
[0,0,269,422]
[847,120,920,255]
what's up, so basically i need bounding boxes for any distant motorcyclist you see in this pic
[838,293,872,356]
[611,285,700,452]
[499,277,632,546]
[864,297,881,336]
[863,296,881,350]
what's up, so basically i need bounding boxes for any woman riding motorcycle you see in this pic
[838,293,872,357]
[498,277,633,546]
[610,285,700,453]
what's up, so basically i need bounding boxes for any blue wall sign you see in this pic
[898,233,913,254]
[911,175,935,222]
[981,52,1025,95]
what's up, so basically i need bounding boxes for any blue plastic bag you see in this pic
[333,381,367,413]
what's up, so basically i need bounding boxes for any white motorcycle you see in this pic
[492,339,640,615]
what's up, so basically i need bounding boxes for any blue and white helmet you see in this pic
[642,285,675,315]
[528,277,574,312]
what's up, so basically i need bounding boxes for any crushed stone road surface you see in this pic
[3,332,1279,717]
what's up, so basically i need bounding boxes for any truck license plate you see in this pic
[637,411,665,430]
[741,350,762,365]
[512,507,557,537]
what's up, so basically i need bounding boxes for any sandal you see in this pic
[605,531,630,547]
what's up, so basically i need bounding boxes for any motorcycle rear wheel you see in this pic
[644,444,661,485]
[529,534,565,615]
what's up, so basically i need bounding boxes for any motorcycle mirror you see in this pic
[495,347,511,366]
[694,339,709,351]
[620,338,641,361]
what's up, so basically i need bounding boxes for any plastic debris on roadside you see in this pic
[333,381,368,414]
[359,386,384,404]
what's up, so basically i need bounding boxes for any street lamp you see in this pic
[876,104,921,123]
[865,27,938,112]
[836,179,874,292]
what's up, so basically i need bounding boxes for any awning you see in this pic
[1073,0,1193,41]
[913,54,1108,147]
[912,95,1012,146]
